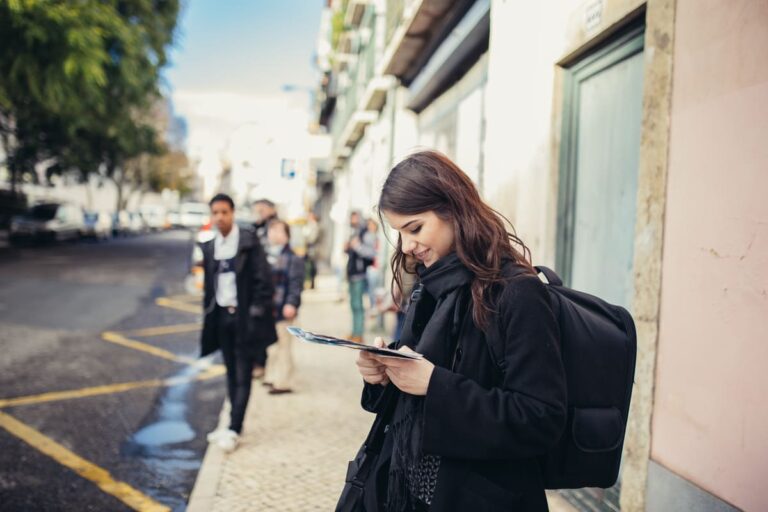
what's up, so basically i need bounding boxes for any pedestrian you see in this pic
[252,198,278,250]
[250,198,279,378]
[345,150,567,511]
[199,193,277,452]
[263,219,304,394]
[303,211,322,289]
[344,210,376,342]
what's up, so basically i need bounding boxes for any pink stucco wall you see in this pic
[651,1,768,510]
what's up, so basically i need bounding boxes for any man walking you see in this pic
[200,193,276,452]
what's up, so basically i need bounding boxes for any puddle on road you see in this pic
[123,360,210,511]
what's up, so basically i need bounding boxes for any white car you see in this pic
[179,202,209,229]
[81,211,112,240]
[10,202,84,243]
[139,205,167,231]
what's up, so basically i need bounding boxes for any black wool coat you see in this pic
[361,264,567,512]
[200,226,277,357]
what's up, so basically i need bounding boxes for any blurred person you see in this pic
[263,220,304,394]
[199,193,277,452]
[250,198,279,377]
[303,211,322,289]
[344,211,376,342]
[252,198,278,254]
[345,151,566,511]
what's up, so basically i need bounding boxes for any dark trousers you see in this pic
[306,257,317,289]
[216,306,254,434]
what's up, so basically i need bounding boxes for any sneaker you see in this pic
[268,387,293,395]
[206,428,228,443]
[215,429,239,453]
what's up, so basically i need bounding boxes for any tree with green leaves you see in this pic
[0,0,181,207]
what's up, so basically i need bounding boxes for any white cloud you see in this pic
[173,90,311,162]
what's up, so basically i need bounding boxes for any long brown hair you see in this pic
[378,150,534,329]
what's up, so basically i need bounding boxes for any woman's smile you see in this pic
[414,248,430,261]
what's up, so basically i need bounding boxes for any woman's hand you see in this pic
[356,337,390,386]
[373,346,435,396]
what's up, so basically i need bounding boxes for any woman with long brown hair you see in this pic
[346,150,567,511]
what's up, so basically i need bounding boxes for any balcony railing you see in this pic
[329,5,378,151]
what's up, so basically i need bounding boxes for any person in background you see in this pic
[250,198,279,378]
[199,193,276,452]
[263,219,304,394]
[363,219,384,329]
[303,211,322,289]
[344,211,376,342]
[252,199,278,256]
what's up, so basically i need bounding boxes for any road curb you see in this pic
[187,407,228,512]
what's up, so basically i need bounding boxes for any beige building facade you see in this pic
[315,0,768,509]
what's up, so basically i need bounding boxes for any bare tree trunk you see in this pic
[111,170,125,213]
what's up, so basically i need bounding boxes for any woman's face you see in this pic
[268,224,288,246]
[383,210,454,267]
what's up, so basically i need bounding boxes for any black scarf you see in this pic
[387,253,473,511]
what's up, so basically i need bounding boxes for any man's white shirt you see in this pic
[214,223,239,307]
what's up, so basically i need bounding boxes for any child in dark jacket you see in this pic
[264,220,304,394]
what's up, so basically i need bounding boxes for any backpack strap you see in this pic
[483,266,562,375]
[535,266,562,286]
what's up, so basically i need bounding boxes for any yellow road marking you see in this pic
[124,323,201,338]
[155,297,200,314]
[101,332,196,365]
[0,365,225,409]
[0,411,171,512]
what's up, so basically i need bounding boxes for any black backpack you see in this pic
[483,265,637,489]
[531,266,637,489]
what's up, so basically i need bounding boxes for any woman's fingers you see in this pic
[373,355,416,368]
[357,355,384,369]
[359,338,397,386]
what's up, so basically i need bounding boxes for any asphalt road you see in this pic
[0,231,225,512]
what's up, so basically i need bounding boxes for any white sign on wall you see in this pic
[585,0,604,33]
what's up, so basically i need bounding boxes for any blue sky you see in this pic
[164,1,326,161]
[166,1,324,96]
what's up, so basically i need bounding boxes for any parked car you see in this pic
[166,209,181,228]
[127,211,147,235]
[112,210,131,237]
[139,205,167,232]
[179,202,209,229]
[81,211,112,240]
[10,202,84,243]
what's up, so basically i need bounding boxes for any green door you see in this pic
[557,26,645,312]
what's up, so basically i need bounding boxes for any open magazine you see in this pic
[286,326,423,360]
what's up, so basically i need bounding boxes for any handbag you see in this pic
[336,386,398,512]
